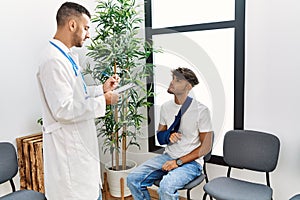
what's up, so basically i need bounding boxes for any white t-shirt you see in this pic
[159,98,213,165]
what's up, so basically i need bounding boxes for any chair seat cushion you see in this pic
[290,194,300,200]
[182,174,206,189]
[154,173,206,190]
[0,190,45,200]
[203,177,272,200]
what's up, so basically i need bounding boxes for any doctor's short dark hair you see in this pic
[56,2,91,27]
[171,67,199,87]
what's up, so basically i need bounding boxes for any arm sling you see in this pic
[157,96,193,145]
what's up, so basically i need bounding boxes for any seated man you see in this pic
[127,67,213,200]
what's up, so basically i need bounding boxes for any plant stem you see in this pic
[114,107,119,170]
[114,60,117,74]
[114,60,119,170]
[122,93,128,170]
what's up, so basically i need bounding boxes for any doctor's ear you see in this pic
[68,19,77,31]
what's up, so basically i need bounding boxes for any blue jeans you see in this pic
[127,153,202,200]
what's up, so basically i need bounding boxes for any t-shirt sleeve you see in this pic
[197,107,213,133]
[159,104,167,126]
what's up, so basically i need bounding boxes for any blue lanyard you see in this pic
[49,41,87,94]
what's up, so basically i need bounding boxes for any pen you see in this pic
[101,72,110,77]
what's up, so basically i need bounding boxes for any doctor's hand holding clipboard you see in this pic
[103,74,120,105]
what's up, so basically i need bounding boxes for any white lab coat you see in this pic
[37,39,106,200]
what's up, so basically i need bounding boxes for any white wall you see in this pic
[245,0,300,199]
[1,0,300,199]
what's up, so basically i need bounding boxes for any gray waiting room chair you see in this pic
[154,132,214,200]
[290,194,300,200]
[0,142,46,200]
[202,130,280,200]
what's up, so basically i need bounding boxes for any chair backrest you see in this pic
[0,142,19,184]
[223,130,280,172]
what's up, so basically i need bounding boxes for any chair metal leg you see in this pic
[202,192,207,200]
[202,193,213,200]
[9,179,16,192]
[187,189,191,200]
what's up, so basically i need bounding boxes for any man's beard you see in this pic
[73,31,84,47]
[74,40,83,47]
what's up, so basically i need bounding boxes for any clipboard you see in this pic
[114,83,136,93]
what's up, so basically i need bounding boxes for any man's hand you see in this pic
[162,160,178,171]
[169,132,182,144]
[103,74,120,93]
[104,91,119,105]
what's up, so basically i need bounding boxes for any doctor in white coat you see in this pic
[36,2,119,200]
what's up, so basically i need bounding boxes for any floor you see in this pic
[102,172,187,200]
[103,188,187,200]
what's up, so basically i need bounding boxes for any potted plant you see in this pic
[85,0,158,197]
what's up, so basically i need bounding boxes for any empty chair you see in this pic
[202,130,280,200]
[290,194,300,200]
[0,142,46,200]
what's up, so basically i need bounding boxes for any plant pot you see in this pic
[104,159,137,197]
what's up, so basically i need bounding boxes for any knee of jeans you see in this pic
[157,179,176,194]
[157,186,175,198]
[127,172,136,187]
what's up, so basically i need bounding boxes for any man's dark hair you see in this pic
[56,2,91,27]
[172,67,199,87]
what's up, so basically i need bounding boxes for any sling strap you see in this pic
[157,96,193,145]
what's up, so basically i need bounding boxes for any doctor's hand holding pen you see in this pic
[103,74,120,105]
[103,74,120,93]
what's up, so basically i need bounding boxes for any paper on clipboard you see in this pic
[114,83,136,93]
